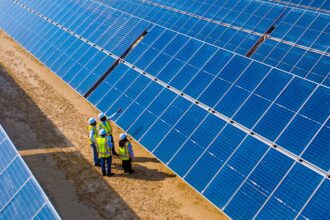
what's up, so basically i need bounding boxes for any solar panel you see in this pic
[259,0,330,13]
[0,125,60,219]
[0,0,329,219]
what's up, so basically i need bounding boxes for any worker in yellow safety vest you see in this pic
[88,118,100,167]
[96,129,114,177]
[98,109,121,156]
[118,133,135,174]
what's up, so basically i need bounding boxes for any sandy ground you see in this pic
[0,30,227,220]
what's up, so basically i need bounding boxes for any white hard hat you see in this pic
[99,129,106,136]
[98,112,105,120]
[88,118,96,125]
[119,133,127,141]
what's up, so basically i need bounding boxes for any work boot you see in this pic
[107,173,115,177]
[102,173,106,176]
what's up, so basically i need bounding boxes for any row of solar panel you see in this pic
[260,0,330,12]
[17,0,150,56]
[0,126,60,219]
[0,0,148,96]
[86,63,329,219]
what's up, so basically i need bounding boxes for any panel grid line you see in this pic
[31,202,47,220]
[293,177,327,220]
[0,155,18,177]
[0,176,32,213]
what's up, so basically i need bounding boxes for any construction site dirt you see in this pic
[0,30,227,220]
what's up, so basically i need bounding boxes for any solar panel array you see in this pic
[0,125,60,219]
[0,0,329,219]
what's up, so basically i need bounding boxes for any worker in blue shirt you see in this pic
[88,117,100,166]
[118,133,135,174]
[96,129,114,177]
[98,109,121,156]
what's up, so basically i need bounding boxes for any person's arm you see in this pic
[95,140,99,153]
[108,137,113,150]
[89,129,95,143]
[107,108,122,121]
[128,143,134,158]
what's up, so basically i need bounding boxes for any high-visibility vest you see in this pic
[98,120,112,136]
[96,137,111,158]
[119,142,130,161]
[88,125,98,144]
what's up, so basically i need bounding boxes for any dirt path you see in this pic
[0,30,227,220]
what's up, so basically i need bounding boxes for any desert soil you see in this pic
[0,30,227,220]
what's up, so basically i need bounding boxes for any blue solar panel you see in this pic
[0,125,60,219]
[260,0,330,13]
[0,0,329,219]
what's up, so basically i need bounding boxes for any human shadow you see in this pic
[132,156,160,163]
[112,162,176,181]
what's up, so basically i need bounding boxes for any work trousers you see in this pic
[122,158,133,173]
[91,143,100,166]
[109,135,117,155]
[100,156,112,176]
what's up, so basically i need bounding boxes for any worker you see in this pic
[88,117,100,167]
[118,133,135,174]
[96,129,114,177]
[98,109,121,156]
